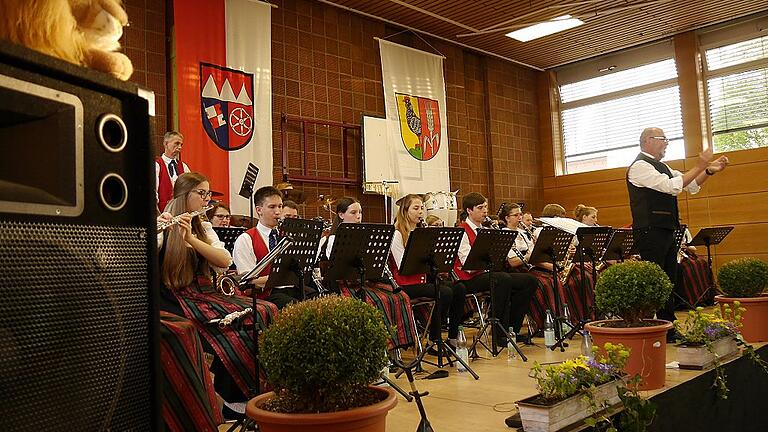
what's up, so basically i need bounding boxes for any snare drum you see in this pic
[424,191,457,211]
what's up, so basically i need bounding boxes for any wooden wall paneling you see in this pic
[710,223,768,255]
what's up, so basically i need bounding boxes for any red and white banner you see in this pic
[173,0,272,214]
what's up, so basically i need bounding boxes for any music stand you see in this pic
[559,226,612,343]
[399,227,478,378]
[222,235,291,432]
[463,229,527,360]
[326,223,395,295]
[600,229,636,262]
[689,226,734,305]
[238,163,259,226]
[528,226,574,352]
[266,218,324,301]
[213,226,246,255]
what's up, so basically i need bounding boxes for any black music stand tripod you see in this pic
[223,236,293,432]
[399,227,478,378]
[268,218,324,301]
[464,229,527,360]
[325,223,414,402]
[559,226,612,342]
[528,226,574,352]
[689,226,734,305]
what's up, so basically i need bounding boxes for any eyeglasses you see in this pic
[192,189,212,198]
[213,214,231,219]
[651,136,670,143]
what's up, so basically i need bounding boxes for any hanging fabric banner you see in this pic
[173,0,272,214]
[376,39,451,221]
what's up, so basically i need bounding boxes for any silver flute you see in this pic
[157,205,214,233]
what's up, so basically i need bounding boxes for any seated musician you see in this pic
[497,203,533,269]
[233,186,304,309]
[677,224,713,306]
[425,214,445,227]
[321,196,419,349]
[390,194,467,348]
[498,202,558,332]
[281,200,300,219]
[206,202,231,227]
[574,204,598,226]
[156,172,277,420]
[454,193,537,347]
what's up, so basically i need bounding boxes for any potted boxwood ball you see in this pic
[246,295,396,432]
[585,260,673,390]
[715,257,768,342]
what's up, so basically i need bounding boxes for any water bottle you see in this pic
[456,326,469,372]
[507,327,516,361]
[544,309,556,348]
[581,329,594,360]
[561,303,573,335]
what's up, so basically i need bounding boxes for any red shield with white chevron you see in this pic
[200,63,254,151]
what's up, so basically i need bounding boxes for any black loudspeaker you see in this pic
[0,41,159,431]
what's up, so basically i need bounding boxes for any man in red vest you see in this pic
[155,131,190,212]
[453,192,537,348]
[232,186,303,309]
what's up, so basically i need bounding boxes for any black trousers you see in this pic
[634,226,678,322]
[463,271,537,342]
[402,281,467,340]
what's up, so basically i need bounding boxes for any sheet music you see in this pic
[538,217,589,235]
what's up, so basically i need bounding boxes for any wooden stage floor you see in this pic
[219,309,765,432]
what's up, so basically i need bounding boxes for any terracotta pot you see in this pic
[585,319,673,391]
[246,386,397,432]
[715,294,768,343]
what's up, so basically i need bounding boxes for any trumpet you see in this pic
[157,205,214,233]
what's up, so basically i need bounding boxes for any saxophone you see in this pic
[558,239,578,286]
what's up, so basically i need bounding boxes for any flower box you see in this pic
[676,336,740,370]
[516,379,621,432]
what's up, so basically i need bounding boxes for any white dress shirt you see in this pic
[157,220,231,272]
[627,152,700,196]
[155,154,191,203]
[503,227,532,259]
[390,230,406,270]
[233,221,275,273]
[457,218,481,266]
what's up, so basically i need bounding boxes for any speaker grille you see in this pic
[0,221,152,431]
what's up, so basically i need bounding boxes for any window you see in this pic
[555,42,685,175]
[703,34,768,153]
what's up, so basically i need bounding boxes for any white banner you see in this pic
[225,0,272,214]
[377,39,452,222]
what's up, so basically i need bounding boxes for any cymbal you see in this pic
[283,188,306,204]
[312,195,336,208]
[275,182,294,191]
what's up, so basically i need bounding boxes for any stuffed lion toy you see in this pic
[0,0,133,80]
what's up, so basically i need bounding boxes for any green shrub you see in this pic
[717,258,768,298]
[260,295,389,413]
[595,261,672,325]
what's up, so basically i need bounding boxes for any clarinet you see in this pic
[416,217,427,228]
